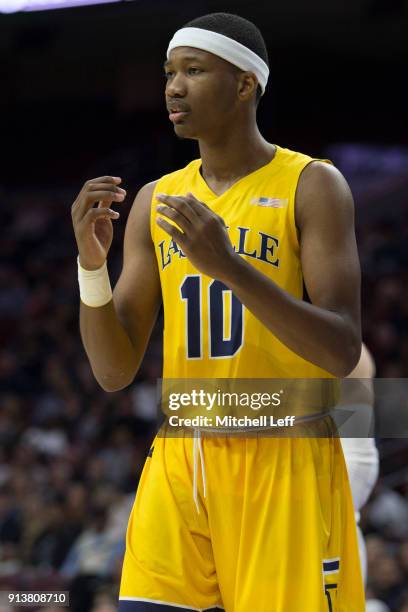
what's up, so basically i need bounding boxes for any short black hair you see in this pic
[183,12,268,104]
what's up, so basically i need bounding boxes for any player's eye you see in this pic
[188,67,202,75]
[164,71,174,80]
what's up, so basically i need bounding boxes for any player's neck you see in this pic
[198,123,275,193]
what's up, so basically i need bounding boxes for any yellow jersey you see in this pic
[119,150,364,612]
[151,144,334,380]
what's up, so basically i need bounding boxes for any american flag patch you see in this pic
[250,197,288,208]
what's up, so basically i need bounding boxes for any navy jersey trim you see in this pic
[118,601,223,611]
[323,559,340,572]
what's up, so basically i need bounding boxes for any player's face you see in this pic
[164,47,241,140]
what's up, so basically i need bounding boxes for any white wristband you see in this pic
[77,256,113,307]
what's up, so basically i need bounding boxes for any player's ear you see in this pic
[237,72,258,102]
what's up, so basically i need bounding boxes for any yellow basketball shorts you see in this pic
[119,425,365,611]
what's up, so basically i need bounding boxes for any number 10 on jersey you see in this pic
[180,275,244,359]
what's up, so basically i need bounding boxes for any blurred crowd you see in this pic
[360,218,408,379]
[1,155,408,610]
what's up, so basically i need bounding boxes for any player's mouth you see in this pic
[169,111,190,124]
[167,102,191,124]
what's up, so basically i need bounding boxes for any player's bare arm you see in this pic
[72,178,161,391]
[156,161,361,377]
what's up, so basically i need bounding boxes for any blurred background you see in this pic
[1,0,408,610]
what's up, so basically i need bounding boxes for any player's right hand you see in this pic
[71,176,126,270]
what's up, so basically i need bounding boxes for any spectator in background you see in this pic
[60,504,125,612]
[29,498,81,570]
[0,486,21,546]
[367,482,408,540]
[369,554,405,610]
[365,533,408,609]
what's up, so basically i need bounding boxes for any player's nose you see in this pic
[165,73,188,98]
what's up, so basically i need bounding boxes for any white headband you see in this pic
[167,26,269,94]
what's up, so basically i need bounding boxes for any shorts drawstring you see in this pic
[193,429,207,514]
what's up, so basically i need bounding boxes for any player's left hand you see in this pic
[156,192,238,281]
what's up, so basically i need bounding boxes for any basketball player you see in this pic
[71,13,365,611]
[341,344,380,584]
